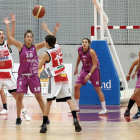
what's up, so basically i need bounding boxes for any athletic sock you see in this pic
[101,101,106,110]
[3,103,7,110]
[43,116,48,124]
[72,111,77,120]
[127,99,135,110]
[74,99,79,109]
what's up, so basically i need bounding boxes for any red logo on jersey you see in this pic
[0,62,5,67]
[50,46,63,67]
[0,51,5,57]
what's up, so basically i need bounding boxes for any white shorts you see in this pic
[47,76,71,102]
[0,70,17,93]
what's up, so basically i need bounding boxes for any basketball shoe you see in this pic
[16,117,22,125]
[124,109,130,116]
[40,124,47,133]
[22,111,31,121]
[74,118,82,132]
[0,109,8,115]
[21,108,31,121]
[133,111,140,119]
[98,108,108,115]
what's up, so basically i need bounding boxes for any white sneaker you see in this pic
[98,109,108,115]
[0,109,8,115]
[22,111,31,121]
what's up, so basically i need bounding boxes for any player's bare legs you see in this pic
[12,92,24,108]
[16,93,24,117]
[44,100,53,116]
[16,93,24,125]
[40,99,82,133]
[124,89,140,117]
[34,93,45,113]
[0,86,8,114]
[67,99,82,132]
[132,88,140,119]
[12,91,31,121]
[74,84,82,111]
[40,100,52,133]
[94,87,108,115]
[94,87,105,102]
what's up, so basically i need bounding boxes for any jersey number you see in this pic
[26,53,33,58]
[51,52,63,67]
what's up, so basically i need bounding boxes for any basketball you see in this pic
[32,5,45,18]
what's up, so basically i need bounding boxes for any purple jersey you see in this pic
[78,46,100,72]
[137,69,140,77]
[18,44,39,75]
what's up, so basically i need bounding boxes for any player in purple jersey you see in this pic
[72,38,108,115]
[0,14,30,121]
[3,17,60,125]
[124,57,140,119]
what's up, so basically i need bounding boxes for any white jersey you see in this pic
[45,44,65,77]
[0,41,14,72]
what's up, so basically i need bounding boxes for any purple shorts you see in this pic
[76,68,101,87]
[17,75,41,93]
[136,76,140,88]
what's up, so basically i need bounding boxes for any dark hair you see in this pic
[82,38,91,45]
[45,35,56,48]
[24,30,33,38]
[0,30,4,33]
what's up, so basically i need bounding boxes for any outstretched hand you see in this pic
[10,13,16,22]
[3,17,11,25]
[41,22,48,31]
[55,23,60,32]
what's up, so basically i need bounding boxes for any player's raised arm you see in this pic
[35,22,60,51]
[10,13,16,38]
[53,22,60,36]
[3,17,23,52]
[7,13,16,47]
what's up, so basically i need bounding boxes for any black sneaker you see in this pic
[16,117,22,125]
[46,119,50,125]
[124,109,130,116]
[74,119,82,132]
[40,124,47,133]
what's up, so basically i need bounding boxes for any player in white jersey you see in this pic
[0,13,31,120]
[38,22,81,133]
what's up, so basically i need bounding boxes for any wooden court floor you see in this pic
[0,97,140,140]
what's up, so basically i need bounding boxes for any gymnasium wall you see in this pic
[11,44,138,91]
[0,0,140,92]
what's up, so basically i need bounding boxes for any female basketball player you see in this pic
[125,57,140,119]
[38,23,82,133]
[0,14,30,121]
[73,38,108,115]
[3,17,59,125]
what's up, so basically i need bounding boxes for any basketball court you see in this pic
[0,97,139,140]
